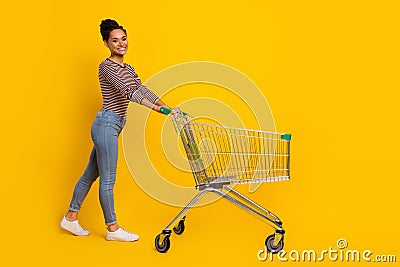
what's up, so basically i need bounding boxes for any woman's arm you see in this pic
[133,75,173,112]
[100,62,176,112]
[140,98,170,113]
[155,98,170,109]
[99,62,147,104]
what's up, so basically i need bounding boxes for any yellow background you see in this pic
[1,0,399,266]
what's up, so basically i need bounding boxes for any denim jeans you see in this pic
[68,109,126,225]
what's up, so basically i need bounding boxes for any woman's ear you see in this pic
[103,40,109,48]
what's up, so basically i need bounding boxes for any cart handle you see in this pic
[160,107,188,116]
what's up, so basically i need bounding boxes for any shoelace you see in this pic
[119,228,133,235]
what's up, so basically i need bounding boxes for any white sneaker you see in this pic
[60,216,90,236]
[105,227,139,242]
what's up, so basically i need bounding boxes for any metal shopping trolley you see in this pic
[155,107,291,253]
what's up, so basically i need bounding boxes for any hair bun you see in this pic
[100,19,126,41]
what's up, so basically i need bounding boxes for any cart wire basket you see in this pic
[155,107,291,253]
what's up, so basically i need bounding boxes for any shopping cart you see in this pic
[155,107,291,253]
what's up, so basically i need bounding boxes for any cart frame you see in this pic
[154,108,291,253]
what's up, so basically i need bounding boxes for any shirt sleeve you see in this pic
[137,82,159,104]
[132,74,159,104]
[99,62,146,104]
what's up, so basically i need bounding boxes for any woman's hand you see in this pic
[151,103,180,115]
[153,105,162,113]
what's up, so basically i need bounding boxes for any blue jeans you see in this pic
[68,109,126,225]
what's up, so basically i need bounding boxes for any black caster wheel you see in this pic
[173,219,185,235]
[265,234,284,254]
[155,234,170,253]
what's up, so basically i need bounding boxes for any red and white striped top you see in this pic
[98,58,159,118]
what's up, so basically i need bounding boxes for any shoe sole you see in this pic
[105,237,139,242]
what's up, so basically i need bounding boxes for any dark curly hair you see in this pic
[100,19,127,41]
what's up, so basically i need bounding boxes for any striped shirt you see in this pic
[98,58,159,118]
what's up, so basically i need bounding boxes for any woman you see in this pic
[60,19,175,242]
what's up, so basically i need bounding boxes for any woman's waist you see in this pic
[95,108,126,126]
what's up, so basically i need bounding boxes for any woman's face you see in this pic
[104,29,128,56]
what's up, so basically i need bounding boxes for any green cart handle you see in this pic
[160,107,188,116]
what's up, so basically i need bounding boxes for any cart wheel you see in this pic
[173,220,185,235]
[155,234,170,253]
[265,234,284,254]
